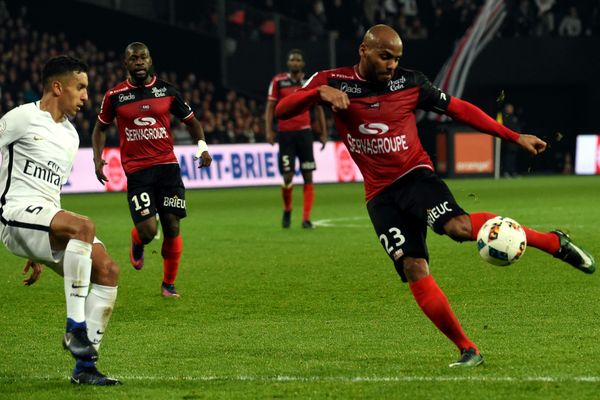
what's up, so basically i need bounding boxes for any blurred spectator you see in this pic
[500,103,522,178]
[399,0,419,18]
[405,17,428,39]
[591,3,600,36]
[307,0,327,40]
[514,0,536,36]
[534,2,555,37]
[558,6,582,37]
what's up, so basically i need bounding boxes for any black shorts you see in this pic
[126,163,187,224]
[277,129,316,174]
[366,168,466,281]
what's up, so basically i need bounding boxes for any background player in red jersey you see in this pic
[92,42,212,298]
[276,25,596,367]
[265,49,327,228]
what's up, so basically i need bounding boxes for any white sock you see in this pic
[85,283,118,351]
[63,239,92,323]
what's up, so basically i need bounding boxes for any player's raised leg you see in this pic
[466,212,595,273]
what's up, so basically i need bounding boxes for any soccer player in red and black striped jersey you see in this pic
[92,42,212,298]
[265,49,327,229]
[276,25,596,367]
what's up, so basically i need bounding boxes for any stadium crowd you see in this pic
[1,0,599,148]
[182,0,600,41]
[0,3,267,147]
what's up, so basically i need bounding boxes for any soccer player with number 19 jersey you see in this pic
[276,24,596,368]
[92,42,212,298]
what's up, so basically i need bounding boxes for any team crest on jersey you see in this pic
[140,104,150,111]
[393,249,404,260]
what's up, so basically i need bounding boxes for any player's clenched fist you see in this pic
[318,85,350,112]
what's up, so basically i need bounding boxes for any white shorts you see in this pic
[0,202,103,267]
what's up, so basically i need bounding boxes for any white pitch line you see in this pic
[1,375,599,383]
[313,216,370,228]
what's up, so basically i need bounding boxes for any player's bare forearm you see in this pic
[265,101,276,145]
[187,118,213,168]
[315,105,328,149]
[91,122,109,184]
[185,117,206,142]
[91,122,108,160]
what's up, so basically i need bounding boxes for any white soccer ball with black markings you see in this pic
[477,216,527,266]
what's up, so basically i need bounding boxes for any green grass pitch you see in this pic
[0,175,599,399]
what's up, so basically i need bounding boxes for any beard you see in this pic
[129,66,155,85]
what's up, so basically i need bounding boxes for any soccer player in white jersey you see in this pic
[0,56,120,385]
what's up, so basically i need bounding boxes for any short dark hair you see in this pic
[287,49,304,60]
[41,56,88,91]
[124,42,149,58]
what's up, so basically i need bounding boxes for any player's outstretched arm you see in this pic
[91,121,109,185]
[22,259,43,286]
[445,97,521,142]
[446,97,548,156]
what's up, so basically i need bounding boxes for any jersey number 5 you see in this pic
[379,227,406,255]
[25,205,43,215]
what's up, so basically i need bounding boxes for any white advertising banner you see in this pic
[61,142,363,193]
[574,135,600,175]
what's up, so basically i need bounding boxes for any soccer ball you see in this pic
[477,216,527,266]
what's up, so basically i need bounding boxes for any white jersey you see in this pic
[0,102,79,208]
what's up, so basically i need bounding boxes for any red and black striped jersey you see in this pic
[268,72,311,132]
[97,76,194,175]
[301,65,451,201]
